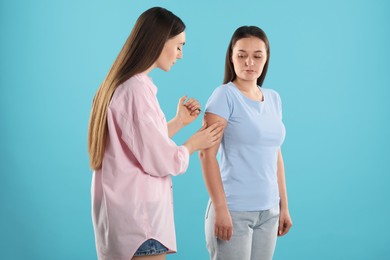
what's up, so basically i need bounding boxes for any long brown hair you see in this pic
[88,7,185,170]
[223,26,270,87]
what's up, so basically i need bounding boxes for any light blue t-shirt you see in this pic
[205,82,286,211]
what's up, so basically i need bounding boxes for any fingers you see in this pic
[215,226,224,240]
[190,109,201,117]
[195,122,225,150]
[210,124,224,137]
[199,121,217,132]
[278,218,292,236]
[207,123,225,142]
[215,225,232,241]
[184,98,201,113]
[222,229,228,241]
[197,122,224,147]
[184,97,198,107]
[227,227,233,240]
[211,130,223,144]
[206,122,224,133]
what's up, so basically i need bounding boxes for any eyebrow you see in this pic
[237,50,263,53]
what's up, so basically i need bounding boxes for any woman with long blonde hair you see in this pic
[88,7,223,260]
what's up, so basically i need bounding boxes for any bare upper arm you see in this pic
[200,112,228,156]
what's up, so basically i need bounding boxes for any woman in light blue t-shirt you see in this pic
[200,26,292,260]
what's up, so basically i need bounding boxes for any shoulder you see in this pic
[112,74,155,104]
[262,87,281,101]
[118,74,151,97]
[209,82,235,99]
[217,82,235,93]
[205,83,236,120]
[206,83,236,107]
[108,75,157,120]
[262,87,280,97]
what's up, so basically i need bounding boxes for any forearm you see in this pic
[278,173,288,210]
[167,117,184,138]
[199,152,228,209]
[276,150,293,236]
[277,150,289,210]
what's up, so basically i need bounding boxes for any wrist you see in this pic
[173,116,185,128]
[183,141,195,155]
[213,202,229,212]
[279,200,289,211]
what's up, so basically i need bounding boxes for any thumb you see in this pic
[179,95,188,105]
[278,219,283,236]
[199,120,207,131]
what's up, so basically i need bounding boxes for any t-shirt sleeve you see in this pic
[205,86,232,120]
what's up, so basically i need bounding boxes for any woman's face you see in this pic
[156,31,186,71]
[231,36,267,82]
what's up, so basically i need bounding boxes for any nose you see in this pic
[245,57,254,66]
[177,51,183,59]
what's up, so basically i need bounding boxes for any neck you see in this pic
[233,78,258,92]
[143,63,156,75]
[143,68,152,75]
[233,78,264,102]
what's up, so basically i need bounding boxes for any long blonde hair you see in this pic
[88,7,185,170]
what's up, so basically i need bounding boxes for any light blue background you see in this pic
[1,0,389,259]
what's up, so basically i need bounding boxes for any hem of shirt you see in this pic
[97,242,177,260]
[227,199,280,212]
[203,110,229,121]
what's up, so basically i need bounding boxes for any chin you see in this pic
[241,75,259,81]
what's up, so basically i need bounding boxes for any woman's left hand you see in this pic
[278,207,292,236]
[175,96,201,126]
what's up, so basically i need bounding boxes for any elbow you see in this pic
[198,149,215,162]
[198,150,206,160]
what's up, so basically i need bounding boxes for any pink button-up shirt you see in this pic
[91,74,190,260]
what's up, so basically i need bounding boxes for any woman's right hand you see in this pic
[183,122,223,154]
[214,205,233,241]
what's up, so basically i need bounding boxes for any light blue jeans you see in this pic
[205,201,280,260]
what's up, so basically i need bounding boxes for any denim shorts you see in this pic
[133,239,168,256]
